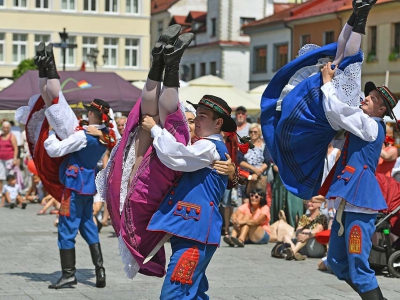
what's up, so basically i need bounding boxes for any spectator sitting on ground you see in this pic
[25,175,45,203]
[2,174,27,209]
[37,194,60,215]
[224,188,270,247]
[282,195,328,261]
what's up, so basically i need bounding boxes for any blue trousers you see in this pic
[58,191,99,249]
[160,237,217,300]
[327,211,377,293]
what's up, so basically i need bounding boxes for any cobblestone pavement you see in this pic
[1,204,399,300]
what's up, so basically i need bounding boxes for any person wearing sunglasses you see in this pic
[224,188,270,247]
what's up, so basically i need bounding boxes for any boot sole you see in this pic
[158,24,182,46]
[163,33,195,64]
[45,43,54,58]
[36,42,45,56]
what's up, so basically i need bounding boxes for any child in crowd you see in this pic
[25,175,46,203]
[2,174,27,209]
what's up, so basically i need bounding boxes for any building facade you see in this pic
[0,0,150,81]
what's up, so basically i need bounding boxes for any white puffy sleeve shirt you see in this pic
[321,81,379,142]
[150,125,221,172]
[44,130,87,158]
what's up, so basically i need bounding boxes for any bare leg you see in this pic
[222,206,233,235]
[158,86,179,127]
[248,225,266,243]
[130,79,161,183]
[39,78,52,107]
[101,204,109,226]
[269,220,294,243]
[333,23,353,65]
[46,78,61,104]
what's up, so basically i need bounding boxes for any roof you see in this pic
[185,11,207,23]
[274,3,297,14]
[151,0,179,15]
[243,0,396,31]
[169,15,190,26]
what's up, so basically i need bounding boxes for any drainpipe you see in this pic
[284,22,293,61]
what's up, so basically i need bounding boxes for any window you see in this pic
[200,62,206,76]
[12,34,27,63]
[36,0,49,9]
[14,0,27,8]
[34,34,51,51]
[105,0,118,13]
[0,33,4,63]
[0,0,4,7]
[210,61,217,75]
[369,26,377,55]
[211,18,216,37]
[324,31,334,45]
[393,23,400,54]
[240,17,256,34]
[300,34,310,47]
[274,43,288,71]
[126,0,138,14]
[157,21,164,38]
[61,0,75,10]
[82,37,97,63]
[125,38,139,67]
[253,46,267,73]
[84,0,97,12]
[104,38,118,67]
[190,63,196,80]
[62,36,76,66]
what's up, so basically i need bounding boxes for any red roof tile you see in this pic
[185,11,207,23]
[274,3,297,14]
[170,15,190,26]
[151,0,180,15]
[244,0,395,30]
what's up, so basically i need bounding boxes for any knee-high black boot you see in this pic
[345,279,360,294]
[89,243,106,288]
[43,43,60,79]
[359,287,386,300]
[163,33,194,87]
[48,249,77,289]
[352,0,377,34]
[34,42,47,78]
[148,24,182,82]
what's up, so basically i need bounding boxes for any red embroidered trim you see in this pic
[170,246,200,285]
[59,189,71,217]
[344,166,355,174]
[348,225,362,254]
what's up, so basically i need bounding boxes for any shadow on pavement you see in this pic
[6,269,96,287]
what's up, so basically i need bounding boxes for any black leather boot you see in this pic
[148,24,182,82]
[34,42,47,78]
[359,287,386,300]
[352,0,377,34]
[48,249,77,289]
[43,43,60,79]
[345,279,360,294]
[163,33,194,87]
[89,243,106,288]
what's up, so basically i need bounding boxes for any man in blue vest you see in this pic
[321,62,398,300]
[31,43,115,289]
[141,95,237,299]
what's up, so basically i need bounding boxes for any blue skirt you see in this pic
[260,43,363,200]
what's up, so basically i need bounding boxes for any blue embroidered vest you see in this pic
[59,130,107,195]
[326,120,387,211]
[147,139,228,245]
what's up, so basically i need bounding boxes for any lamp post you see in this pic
[53,28,77,71]
[87,48,108,71]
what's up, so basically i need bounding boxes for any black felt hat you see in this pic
[187,95,237,132]
[84,99,112,120]
[364,82,398,119]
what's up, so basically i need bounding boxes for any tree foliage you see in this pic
[12,58,37,80]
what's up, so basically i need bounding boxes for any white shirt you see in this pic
[150,125,221,172]
[321,81,379,142]
[322,82,380,214]
[44,124,105,158]
[3,184,20,201]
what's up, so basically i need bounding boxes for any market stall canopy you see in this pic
[0,78,13,91]
[179,75,261,114]
[0,71,141,112]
